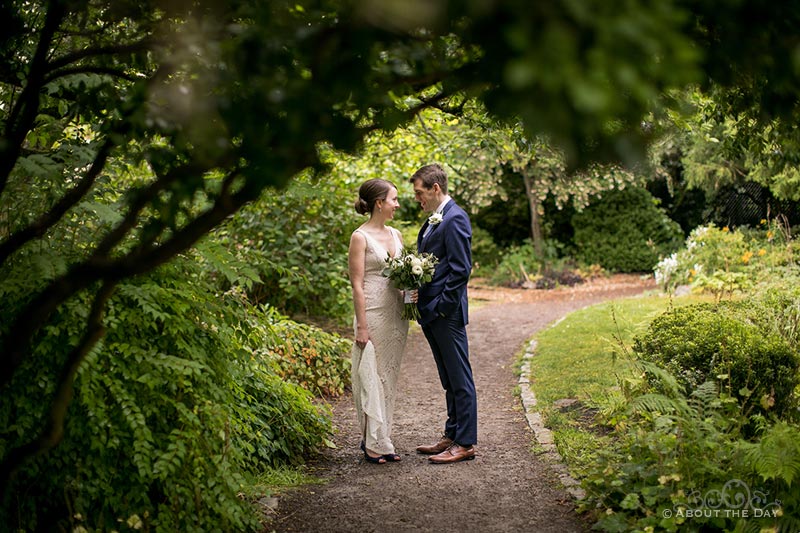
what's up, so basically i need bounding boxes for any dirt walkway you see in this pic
[268,274,655,532]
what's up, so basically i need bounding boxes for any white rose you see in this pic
[428,213,443,225]
[410,257,423,269]
[411,265,423,275]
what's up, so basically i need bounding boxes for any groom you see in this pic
[410,164,477,464]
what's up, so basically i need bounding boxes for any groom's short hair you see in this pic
[410,164,448,194]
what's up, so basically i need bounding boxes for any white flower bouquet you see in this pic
[382,249,439,320]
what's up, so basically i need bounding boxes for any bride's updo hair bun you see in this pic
[355,178,396,215]
[354,197,370,215]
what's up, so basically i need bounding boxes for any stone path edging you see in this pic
[518,317,586,500]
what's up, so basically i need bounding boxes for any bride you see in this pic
[348,178,409,464]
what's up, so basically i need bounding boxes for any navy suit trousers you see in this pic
[421,315,477,446]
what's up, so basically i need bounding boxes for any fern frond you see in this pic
[744,422,800,485]
[638,360,683,397]
[630,393,682,416]
[687,380,721,416]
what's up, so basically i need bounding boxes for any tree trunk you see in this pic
[522,171,544,258]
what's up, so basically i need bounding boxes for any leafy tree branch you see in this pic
[42,66,141,84]
[0,0,67,193]
[45,38,156,73]
[0,280,117,504]
[0,137,114,265]
[0,64,172,266]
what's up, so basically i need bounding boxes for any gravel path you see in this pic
[268,275,655,532]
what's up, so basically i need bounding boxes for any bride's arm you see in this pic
[348,231,369,347]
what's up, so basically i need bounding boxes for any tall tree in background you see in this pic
[329,103,639,258]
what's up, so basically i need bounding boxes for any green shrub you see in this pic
[261,305,352,397]
[632,302,800,420]
[488,239,585,288]
[582,366,798,532]
[0,255,335,531]
[751,267,800,347]
[215,175,360,325]
[471,225,502,273]
[572,187,683,272]
[489,240,543,286]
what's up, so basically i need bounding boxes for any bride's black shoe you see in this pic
[363,449,386,464]
[360,441,386,464]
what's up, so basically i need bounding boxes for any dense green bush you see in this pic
[0,254,339,531]
[751,268,800,347]
[471,225,502,273]
[582,366,799,532]
[489,240,543,286]
[487,239,583,288]
[262,306,352,396]
[216,175,360,325]
[572,187,683,272]
[632,302,800,420]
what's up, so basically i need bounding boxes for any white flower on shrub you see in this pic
[692,225,710,239]
[654,253,679,288]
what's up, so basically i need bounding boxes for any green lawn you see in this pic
[526,293,713,475]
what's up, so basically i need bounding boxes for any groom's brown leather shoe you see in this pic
[415,435,453,455]
[429,443,475,464]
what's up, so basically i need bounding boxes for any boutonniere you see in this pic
[428,213,443,226]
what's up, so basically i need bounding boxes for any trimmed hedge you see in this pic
[572,187,683,272]
[633,301,800,419]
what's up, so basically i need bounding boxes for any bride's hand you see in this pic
[409,289,418,303]
[355,327,369,349]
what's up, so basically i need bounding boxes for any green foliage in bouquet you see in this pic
[382,248,438,320]
[383,249,438,288]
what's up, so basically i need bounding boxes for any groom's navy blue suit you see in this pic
[417,200,477,447]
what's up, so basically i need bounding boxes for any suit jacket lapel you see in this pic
[441,201,455,216]
[421,201,456,249]
[418,222,428,250]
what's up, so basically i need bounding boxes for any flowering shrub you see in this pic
[654,221,796,297]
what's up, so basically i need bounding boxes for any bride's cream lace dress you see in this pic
[351,228,408,455]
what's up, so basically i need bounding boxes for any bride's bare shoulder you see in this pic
[350,228,367,243]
